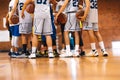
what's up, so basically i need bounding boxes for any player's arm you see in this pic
[21,0,33,18]
[8,0,19,22]
[5,13,10,30]
[55,0,69,23]
[80,0,90,21]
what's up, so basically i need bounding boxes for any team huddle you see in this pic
[6,0,108,59]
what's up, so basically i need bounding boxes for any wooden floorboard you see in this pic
[0,49,120,80]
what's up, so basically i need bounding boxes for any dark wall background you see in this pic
[0,0,120,50]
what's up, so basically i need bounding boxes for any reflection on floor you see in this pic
[0,49,120,80]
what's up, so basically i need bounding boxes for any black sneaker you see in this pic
[53,49,59,57]
[80,51,85,56]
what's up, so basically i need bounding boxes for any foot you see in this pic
[80,51,85,56]
[73,50,80,57]
[86,50,99,57]
[48,52,55,58]
[102,50,108,57]
[59,51,73,58]
[28,53,36,59]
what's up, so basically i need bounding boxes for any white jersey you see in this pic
[56,0,65,12]
[65,0,79,13]
[9,0,19,26]
[85,0,98,23]
[18,0,32,23]
[34,0,51,18]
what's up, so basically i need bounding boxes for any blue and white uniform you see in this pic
[83,0,99,31]
[18,0,32,34]
[33,0,53,35]
[64,0,80,31]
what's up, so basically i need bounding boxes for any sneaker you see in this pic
[10,52,17,58]
[59,51,73,58]
[86,50,99,57]
[16,54,28,58]
[102,51,108,57]
[80,51,85,56]
[73,51,80,57]
[28,53,36,59]
[48,52,55,58]
[60,49,66,54]
[53,49,59,57]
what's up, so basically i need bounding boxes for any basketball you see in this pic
[10,15,19,24]
[57,13,67,24]
[76,9,84,19]
[26,2,35,14]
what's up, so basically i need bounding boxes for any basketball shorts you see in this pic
[33,18,53,35]
[19,23,32,34]
[10,25,21,36]
[64,13,80,31]
[83,22,99,31]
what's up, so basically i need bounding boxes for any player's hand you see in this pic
[21,12,25,19]
[79,15,87,22]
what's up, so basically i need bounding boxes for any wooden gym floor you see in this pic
[0,49,120,80]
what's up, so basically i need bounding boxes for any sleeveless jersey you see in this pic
[9,0,19,26]
[84,0,98,23]
[18,0,32,23]
[34,0,51,18]
[65,0,79,13]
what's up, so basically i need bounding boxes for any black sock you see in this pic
[23,44,27,53]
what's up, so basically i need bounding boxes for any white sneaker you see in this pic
[86,50,99,57]
[28,53,36,59]
[59,51,73,58]
[48,52,55,58]
[60,49,66,54]
[73,51,80,57]
[102,51,108,57]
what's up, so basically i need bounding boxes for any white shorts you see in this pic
[83,22,99,31]
[19,23,32,34]
[64,13,80,32]
[33,18,53,35]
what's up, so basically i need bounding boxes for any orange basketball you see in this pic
[57,13,67,24]
[26,2,35,14]
[10,15,19,24]
[76,9,84,19]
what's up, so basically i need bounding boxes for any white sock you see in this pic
[48,47,53,53]
[32,47,37,54]
[75,45,79,51]
[10,48,13,52]
[90,43,96,50]
[99,41,105,51]
[66,45,70,52]
[14,36,19,47]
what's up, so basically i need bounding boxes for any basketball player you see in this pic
[21,0,56,58]
[55,0,90,57]
[83,0,108,57]
[55,0,66,54]
[6,0,21,58]
[9,0,33,57]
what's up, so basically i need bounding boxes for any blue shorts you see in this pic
[10,25,21,36]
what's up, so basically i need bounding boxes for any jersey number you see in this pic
[90,0,97,9]
[37,0,47,4]
[73,0,78,7]
[19,3,24,10]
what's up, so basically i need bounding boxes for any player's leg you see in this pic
[83,22,98,57]
[94,23,108,56]
[13,25,21,55]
